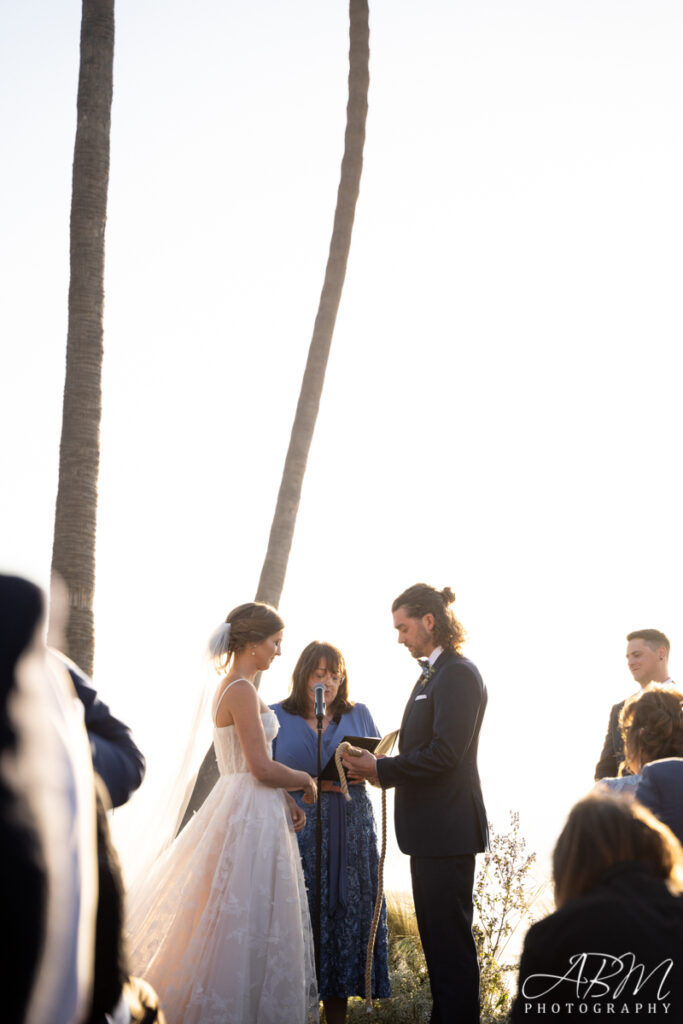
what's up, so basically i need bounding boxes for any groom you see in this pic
[343,583,488,1024]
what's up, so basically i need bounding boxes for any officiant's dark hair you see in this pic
[282,642,354,720]
[392,583,465,653]
[552,790,683,908]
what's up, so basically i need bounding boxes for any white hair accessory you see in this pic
[208,621,232,658]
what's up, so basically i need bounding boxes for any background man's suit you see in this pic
[377,649,488,1024]
[595,699,626,780]
[595,677,673,780]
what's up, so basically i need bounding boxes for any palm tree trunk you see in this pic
[255,0,369,608]
[51,0,115,677]
[179,0,370,827]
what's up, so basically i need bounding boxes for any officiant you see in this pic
[271,641,390,1024]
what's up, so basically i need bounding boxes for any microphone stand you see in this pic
[314,684,325,984]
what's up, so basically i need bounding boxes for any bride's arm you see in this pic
[227,682,317,802]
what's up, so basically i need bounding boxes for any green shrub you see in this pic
[474,811,544,1023]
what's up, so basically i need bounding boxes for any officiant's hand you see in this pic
[342,748,379,782]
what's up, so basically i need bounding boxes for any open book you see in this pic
[319,729,399,781]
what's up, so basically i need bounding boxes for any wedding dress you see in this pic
[126,690,318,1024]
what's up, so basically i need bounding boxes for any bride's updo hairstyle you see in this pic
[391,583,465,653]
[209,602,284,670]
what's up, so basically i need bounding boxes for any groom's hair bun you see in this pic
[391,583,465,653]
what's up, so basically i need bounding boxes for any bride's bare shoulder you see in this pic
[213,677,258,721]
[218,676,254,694]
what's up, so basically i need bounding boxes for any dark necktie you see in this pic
[417,659,431,686]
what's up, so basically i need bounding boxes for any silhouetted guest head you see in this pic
[0,573,44,711]
[552,789,683,908]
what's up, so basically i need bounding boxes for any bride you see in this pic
[126,602,319,1024]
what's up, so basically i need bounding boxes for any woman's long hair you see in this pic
[553,789,683,908]
[281,641,354,720]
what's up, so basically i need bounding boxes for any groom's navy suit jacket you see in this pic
[376,650,488,857]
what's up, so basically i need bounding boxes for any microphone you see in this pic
[314,683,326,720]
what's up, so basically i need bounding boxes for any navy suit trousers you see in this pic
[411,853,479,1024]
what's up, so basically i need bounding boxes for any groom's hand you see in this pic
[342,748,379,782]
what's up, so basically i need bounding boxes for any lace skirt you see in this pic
[126,773,318,1023]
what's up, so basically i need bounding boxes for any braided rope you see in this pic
[334,743,353,802]
[334,742,387,1013]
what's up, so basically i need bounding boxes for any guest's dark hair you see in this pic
[553,790,683,908]
[626,628,670,654]
[620,684,683,768]
[281,642,354,720]
[211,602,284,669]
[392,583,465,653]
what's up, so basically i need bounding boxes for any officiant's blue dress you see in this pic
[270,702,391,1001]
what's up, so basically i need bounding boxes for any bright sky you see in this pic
[2,0,683,908]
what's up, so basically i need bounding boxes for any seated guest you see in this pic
[512,790,683,1022]
[271,641,390,1024]
[0,576,49,1023]
[638,759,683,846]
[47,578,146,808]
[620,684,683,844]
[45,592,161,1023]
[600,685,683,818]
[1,574,98,1024]
[1,574,163,1024]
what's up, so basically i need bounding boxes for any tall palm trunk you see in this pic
[179,0,370,828]
[255,0,369,608]
[51,0,115,677]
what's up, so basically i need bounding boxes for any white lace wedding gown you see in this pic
[126,699,318,1024]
